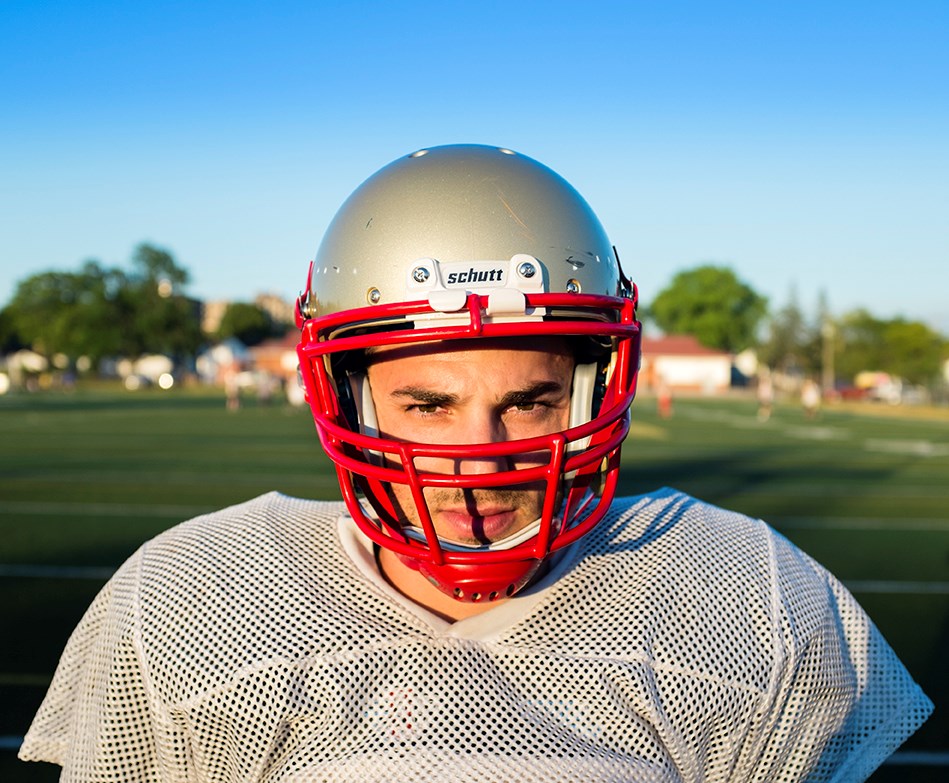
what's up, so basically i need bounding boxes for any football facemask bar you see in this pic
[296,256,640,602]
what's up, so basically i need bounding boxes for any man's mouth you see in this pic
[435,506,521,545]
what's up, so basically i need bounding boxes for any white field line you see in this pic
[678,406,949,456]
[864,438,949,457]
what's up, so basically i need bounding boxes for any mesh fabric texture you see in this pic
[20,490,932,782]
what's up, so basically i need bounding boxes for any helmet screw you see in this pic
[517,261,536,278]
[566,278,581,294]
[412,266,430,283]
[367,287,381,305]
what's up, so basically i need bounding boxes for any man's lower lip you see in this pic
[436,511,516,541]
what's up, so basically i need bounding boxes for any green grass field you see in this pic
[2,387,947,781]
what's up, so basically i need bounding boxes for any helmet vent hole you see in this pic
[453,588,464,599]
[470,592,482,602]
[488,591,499,601]
[506,584,516,597]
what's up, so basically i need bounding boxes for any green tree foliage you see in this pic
[648,264,768,352]
[759,288,833,381]
[759,286,807,374]
[5,244,203,366]
[216,302,274,346]
[0,304,26,354]
[6,262,130,362]
[125,243,203,358]
[835,309,947,385]
[131,243,189,289]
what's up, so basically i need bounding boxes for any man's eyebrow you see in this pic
[389,380,567,408]
[498,381,568,407]
[390,386,458,406]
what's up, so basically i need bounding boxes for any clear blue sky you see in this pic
[2,0,947,331]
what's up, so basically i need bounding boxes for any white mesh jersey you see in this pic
[21,490,931,782]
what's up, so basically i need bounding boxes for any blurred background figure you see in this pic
[657,378,674,419]
[224,360,241,412]
[801,377,821,419]
[757,369,774,422]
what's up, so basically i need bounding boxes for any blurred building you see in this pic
[201,300,230,335]
[640,335,733,394]
[254,293,295,327]
[201,294,295,336]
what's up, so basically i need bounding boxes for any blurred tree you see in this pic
[124,243,203,359]
[759,285,807,374]
[834,310,884,382]
[0,305,26,354]
[216,302,274,346]
[880,320,946,385]
[648,264,768,352]
[6,262,129,363]
[794,290,835,382]
[816,290,836,392]
[6,244,203,366]
[835,310,946,385]
[131,242,189,290]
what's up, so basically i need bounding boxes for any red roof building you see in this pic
[640,335,733,393]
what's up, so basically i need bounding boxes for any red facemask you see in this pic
[297,283,641,603]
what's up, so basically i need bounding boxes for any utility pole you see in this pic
[821,317,835,393]
[818,289,835,393]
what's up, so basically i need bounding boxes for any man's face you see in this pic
[366,337,575,547]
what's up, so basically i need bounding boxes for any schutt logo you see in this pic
[445,267,505,286]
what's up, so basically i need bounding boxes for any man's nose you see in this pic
[454,415,512,475]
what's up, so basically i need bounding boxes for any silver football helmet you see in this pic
[297,144,641,601]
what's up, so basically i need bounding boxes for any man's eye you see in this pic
[514,403,537,412]
[411,403,439,414]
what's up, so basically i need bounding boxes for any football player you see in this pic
[22,145,931,781]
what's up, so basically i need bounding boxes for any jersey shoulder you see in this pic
[511,489,831,686]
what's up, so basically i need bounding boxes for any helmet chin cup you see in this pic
[394,550,542,602]
[417,558,543,603]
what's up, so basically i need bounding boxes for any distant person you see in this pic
[223,360,241,411]
[21,145,931,781]
[802,377,821,419]
[757,368,774,421]
[656,377,674,419]
[256,372,276,406]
